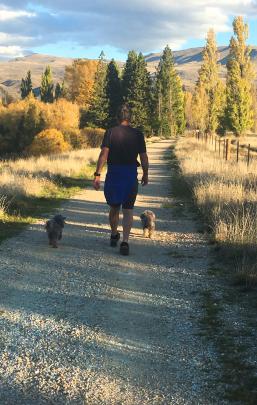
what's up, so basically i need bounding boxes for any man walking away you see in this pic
[93,104,149,255]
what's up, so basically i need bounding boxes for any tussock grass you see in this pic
[0,149,98,199]
[0,148,99,243]
[175,135,257,285]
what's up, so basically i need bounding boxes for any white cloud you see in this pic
[0,5,35,21]
[0,45,25,58]
[0,0,257,56]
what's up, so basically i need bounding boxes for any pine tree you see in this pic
[192,30,224,133]
[87,51,108,127]
[20,70,33,99]
[122,51,152,133]
[105,59,122,127]
[55,81,65,100]
[155,45,185,137]
[225,16,254,135]
[40,66,54,103]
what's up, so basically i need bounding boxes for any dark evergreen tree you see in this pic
[105,59,122,127]
[55,81,65,100]
[122,51,152,133]
[87,51,108,127]
[20,70,33,99]
[155,45,185,137]
[40,66,54,103]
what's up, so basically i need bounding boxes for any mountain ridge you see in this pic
[0,46,256,99]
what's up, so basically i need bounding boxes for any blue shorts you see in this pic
[110,180,138,209]
[104,164,138,209]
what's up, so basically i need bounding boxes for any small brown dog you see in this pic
[45,214,66,248]
[140,210,156,239]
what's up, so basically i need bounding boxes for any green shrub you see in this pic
[63,128,87,149]
[82,127,105,148]
[27,129,70,156]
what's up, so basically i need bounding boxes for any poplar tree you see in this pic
[193,30,224,133]
[21,70,33,99]
[155,45,185,137]
[88,51,108,127]
[225,16,254,135]
[122,51,152,133]
[40,66,54,103]
[105,59,122,127]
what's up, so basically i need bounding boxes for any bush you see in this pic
[63,128,87,149]
[27,129,70,156]
[82,127,105,148]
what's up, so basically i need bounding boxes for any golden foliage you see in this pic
[43,99,80,131]
[64,59,99,108]
[0,96,80,154]
[28,129,70,156]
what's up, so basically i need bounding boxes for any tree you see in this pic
[21,70,33,99]
[87,51,108,127]
[193,30,224,133]
[28,129,70,156]
[155,45,185,137]
[122,51,152,133]
[55,81,65,100]
[225,16,254,135]
[40,66,54,103]
[64,59,98,107]
[105,59,122,127]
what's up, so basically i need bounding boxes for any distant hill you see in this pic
[145,46,257,89]
[0,46,257,99]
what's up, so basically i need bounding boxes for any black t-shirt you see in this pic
[101,125,146,165]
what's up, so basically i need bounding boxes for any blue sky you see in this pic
[0,1,257,60]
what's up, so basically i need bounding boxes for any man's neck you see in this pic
[120,120,130,126]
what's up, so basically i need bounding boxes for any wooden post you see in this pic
[219,139,221,156]
[247,144,251,167]
[215,137,217,152]
[236,141,239,163]
[225,139,231,161]
[223,139,226,159]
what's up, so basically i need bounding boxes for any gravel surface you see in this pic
[0,141,226,404]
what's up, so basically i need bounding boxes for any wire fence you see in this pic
[194,130,257,167]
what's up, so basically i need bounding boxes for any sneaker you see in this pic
[120,242,129,256]
[110,232,120,247]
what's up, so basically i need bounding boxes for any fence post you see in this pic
[223,139,226,159]
[247,144,251,167]
[215,137,217,152]
[225,139,231,161]
[236,141,239,163]
[219,139,221,156]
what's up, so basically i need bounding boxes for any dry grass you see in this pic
[175,135,257,283]
[0,149,99,199]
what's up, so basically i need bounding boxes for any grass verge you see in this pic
[175,134,257,288]
[0,152,97,244]
[169,140,257,403]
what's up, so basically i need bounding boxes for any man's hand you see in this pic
[93,177,101,190]
[141,174,148,186]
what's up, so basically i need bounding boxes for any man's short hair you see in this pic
[117,103,132,123]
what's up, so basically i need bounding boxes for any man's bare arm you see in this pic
[140,152,149,186]
[95,147,109,173]
[93,147,109,190]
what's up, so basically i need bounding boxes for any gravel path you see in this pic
[0,141,225,404]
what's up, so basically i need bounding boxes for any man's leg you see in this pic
[122,209,133,243]
[109,206,120,235]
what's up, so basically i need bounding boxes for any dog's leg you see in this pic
[149,230,154,239]
[143,228,148,238]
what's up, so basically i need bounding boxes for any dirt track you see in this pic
[0,141,224,404]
